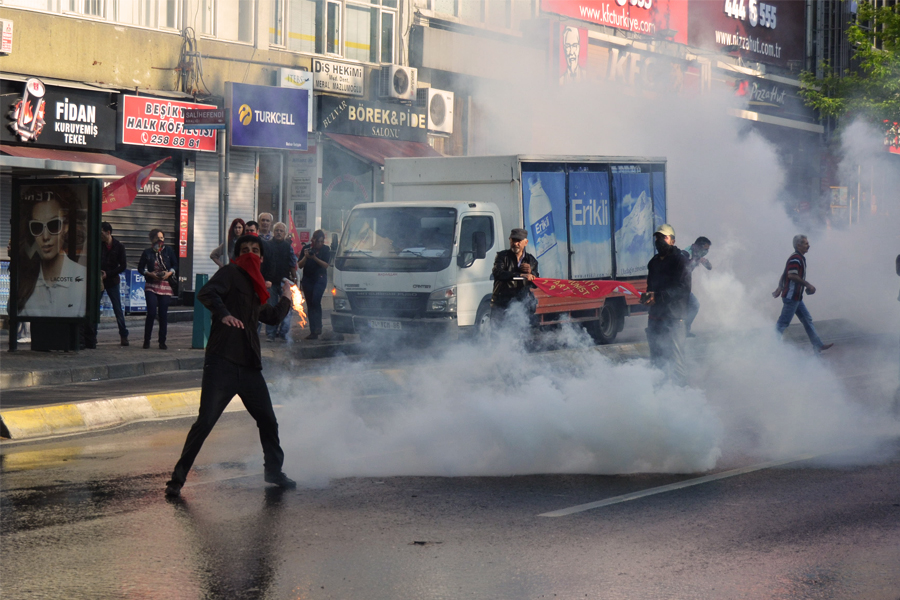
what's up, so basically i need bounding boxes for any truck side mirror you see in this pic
[472,231,487,260]
[457,252,475,268]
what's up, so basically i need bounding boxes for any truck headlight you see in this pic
[427,286,457,313]
[332,287,349,311]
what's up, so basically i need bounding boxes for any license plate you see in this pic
[369,319,402,330]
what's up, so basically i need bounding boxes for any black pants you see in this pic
[167,353,285,486]
[144,291,170,344]
[646,317,687,386]
[490,293,538,331]
[301,277,327,335]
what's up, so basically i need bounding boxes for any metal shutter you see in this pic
[104,196,179,269]
[192,150,257,284]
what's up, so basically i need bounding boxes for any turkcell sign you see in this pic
[227,82,308,150]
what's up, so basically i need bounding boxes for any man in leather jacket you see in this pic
[491,228,540,329]
[641,223,691,386]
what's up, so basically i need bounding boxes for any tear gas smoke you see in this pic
[269,77,899,483]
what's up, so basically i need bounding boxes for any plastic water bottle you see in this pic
[527,176,564,278]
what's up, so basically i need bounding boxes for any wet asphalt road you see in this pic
[2,324,900,599]
[1,414,899,600]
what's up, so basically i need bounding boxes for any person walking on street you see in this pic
[683,236,712,337]
[297,229,330,340]
[261,221,298,341]
[257,212,274,242]
[93,222,129,346]
[165,234,295,497]
[773,235,833,352]
[210,218,245,268]
[641,224,691,386]
[491,228,540,330]
[138,229,177,350]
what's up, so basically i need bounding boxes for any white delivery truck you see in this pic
[330,155,667,343]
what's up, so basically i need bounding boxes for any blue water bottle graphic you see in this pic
[527,177,564,278]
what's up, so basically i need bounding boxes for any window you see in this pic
[459,216,494,255]
[273,0,396,61]
[458,0,483,22]
[112,0,181,29]
[201,0,254,42]
[70,0,104,16]
[433,0,455,17]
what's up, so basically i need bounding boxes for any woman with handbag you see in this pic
[138,228,178,349]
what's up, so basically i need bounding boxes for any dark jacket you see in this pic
[100,237,128,287]
[137,245,178,279]
[646,245,691,320]
[198,263,292,369]
[491,249,539,307]
[261,238,296,284]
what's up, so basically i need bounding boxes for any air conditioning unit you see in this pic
[379,65,417,101]
[416,88,454,134]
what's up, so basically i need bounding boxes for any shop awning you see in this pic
[325,133,441,166]
[1,146,177,194]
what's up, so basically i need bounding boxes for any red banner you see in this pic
[533,278,641,299]
[102,157,171,212]
[288,209,304,257]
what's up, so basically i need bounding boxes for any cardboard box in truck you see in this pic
[330,155,667,343]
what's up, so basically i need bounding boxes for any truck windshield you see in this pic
[336,207,457,272]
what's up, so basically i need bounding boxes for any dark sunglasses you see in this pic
[29,218,63,237]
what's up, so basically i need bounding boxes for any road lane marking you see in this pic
[538,454,818,517]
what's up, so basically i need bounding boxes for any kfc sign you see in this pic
[542,0,689,43]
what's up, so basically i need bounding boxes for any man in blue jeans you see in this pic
[773,234,833,352]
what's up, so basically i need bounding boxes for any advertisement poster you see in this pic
[317,95,428,143]
[15,182,90,318]
[120,95,218,152]
[569,171,612,279]
[612,167,654,277]
[521,171,567,280]
[687,0,806,68]
[228,82,308,150]
[652,170,667,227]
[542,0,689,43]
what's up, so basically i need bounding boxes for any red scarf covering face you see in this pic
[232,252,270,304]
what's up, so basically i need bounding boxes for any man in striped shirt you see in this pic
[773,234,833,352]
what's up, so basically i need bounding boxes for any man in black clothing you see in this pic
[641,223,692,386]
[165,235,296,497]
[491,228,540,330]
[83,222,129,348]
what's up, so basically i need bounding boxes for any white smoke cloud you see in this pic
[269,74,899,483]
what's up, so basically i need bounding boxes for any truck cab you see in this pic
[330,201,502,339]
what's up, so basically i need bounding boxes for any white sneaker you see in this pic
[18,337,31,343]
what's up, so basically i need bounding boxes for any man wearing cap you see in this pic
[491,228,540,330]
[641,224,692,386]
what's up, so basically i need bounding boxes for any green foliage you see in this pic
[799,1,900,129]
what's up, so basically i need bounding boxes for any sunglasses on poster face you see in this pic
[29,218,64,237]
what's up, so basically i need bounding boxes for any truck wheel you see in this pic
[474,302,492,338]
[587,303,618,344]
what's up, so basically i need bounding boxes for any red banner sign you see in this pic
[179,184,189,258]
[533,278,641,299]
[542,0,689,43]
[102,157,171,213]
[121,96,218,152]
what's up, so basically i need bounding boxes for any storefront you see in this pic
[315,95,440,241]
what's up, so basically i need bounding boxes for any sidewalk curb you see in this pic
[1,356,206,391]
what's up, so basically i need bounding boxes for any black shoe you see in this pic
[165,482,182,497]
[159,342,168,350]
[143,340,151,349]
[305,333,319,340]
[686,332,696,338]
[121,336,129,347]
[264,472,297,489]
